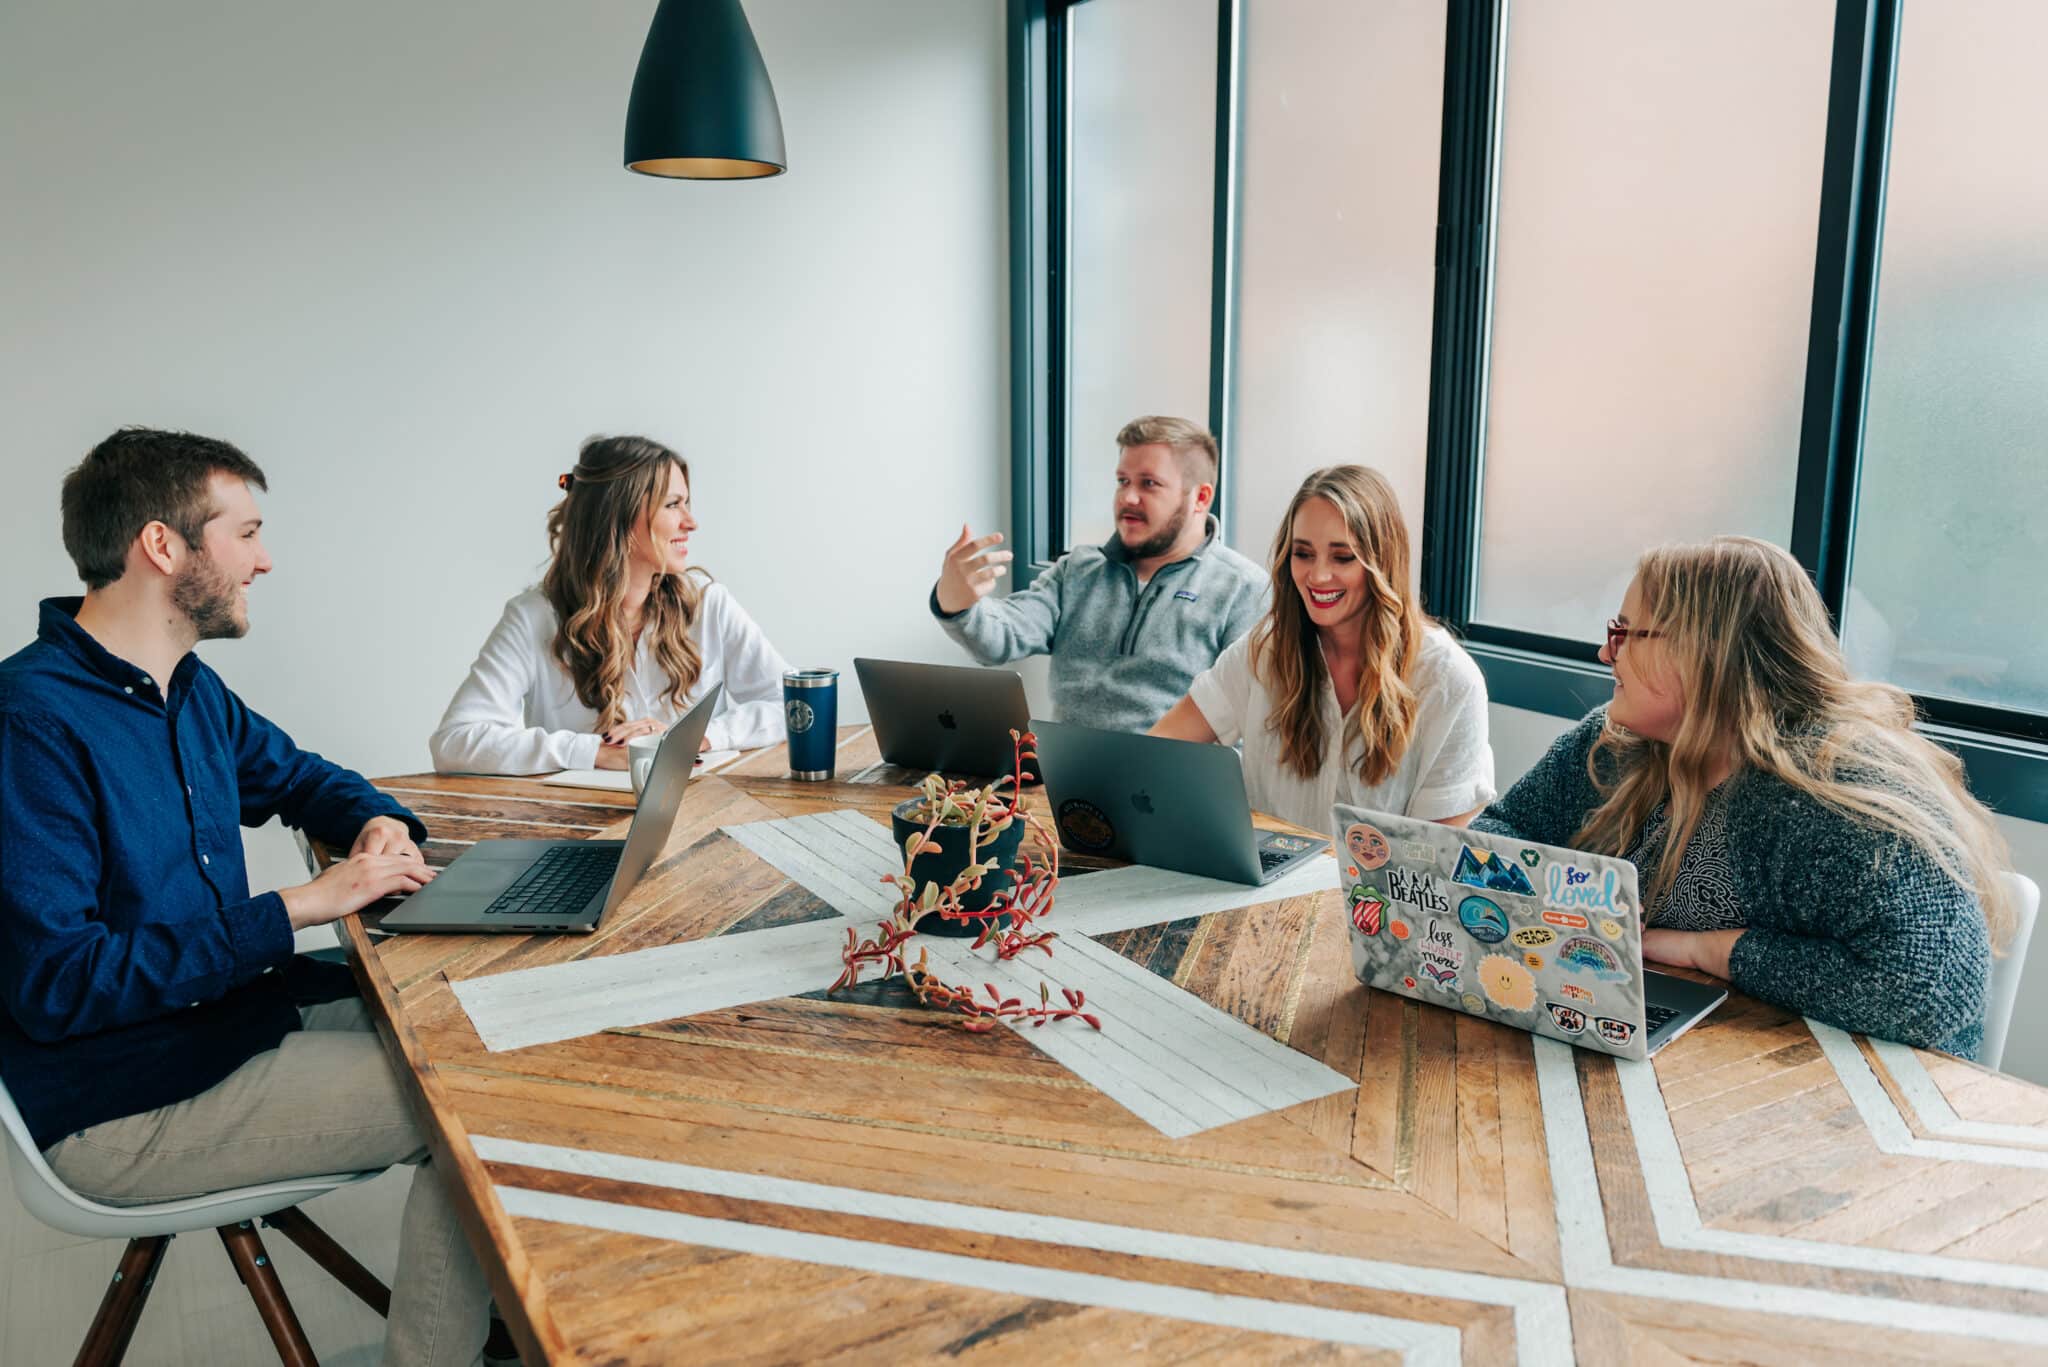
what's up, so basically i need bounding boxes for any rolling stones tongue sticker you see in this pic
[1349,883,1387,936]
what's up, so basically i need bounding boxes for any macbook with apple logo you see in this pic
[853,658,1033,779]
[1030,720,1330,885]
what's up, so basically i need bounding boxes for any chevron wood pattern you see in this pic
[325,727,2048,1365]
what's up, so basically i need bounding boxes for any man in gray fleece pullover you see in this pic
[930,417,1268,734]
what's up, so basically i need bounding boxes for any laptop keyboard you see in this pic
[483,845,619,918]
[1258,849,1296,875]
[1644,1003,1681,1033]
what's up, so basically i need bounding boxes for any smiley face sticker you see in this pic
[1598,917,1625,941]
[1477,953,1538,1012]
[1345,823,1392,871]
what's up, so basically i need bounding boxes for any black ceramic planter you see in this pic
[890,797,1026,937]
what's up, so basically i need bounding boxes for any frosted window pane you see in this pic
[1228,0,1444,574]
[1066,0,1215,551]
[1843,1,2048,715]
[1473,1,1833,642]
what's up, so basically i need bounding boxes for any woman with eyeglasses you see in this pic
[430,435,791,774]
[1150,465,1495,832]
[1472,536,2013,1057]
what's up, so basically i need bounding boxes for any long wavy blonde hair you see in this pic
[1577,536,2015,946]
[1252,465,1428,785]
[540,435,705,731]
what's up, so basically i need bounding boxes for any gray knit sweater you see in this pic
[1473,709,1989,1058]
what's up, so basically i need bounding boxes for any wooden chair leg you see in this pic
[73,1235,171,1367]
[217,1220,316,1367]
[263,1206,391,1317]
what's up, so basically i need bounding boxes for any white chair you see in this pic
[0,1072,389,1365]
[1984,870,2042,1073]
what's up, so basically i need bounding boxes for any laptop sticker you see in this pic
[1348,883,1387,936]
[1542,910,1589,930]
[1522,952,1546,971]
[1267,834,1320,853]
[1559,983,1595,1006]
[1056,799,1115,852]
[1385,868,1450,917]
[1456,894,1510,944]
[1420,956,1461,990]
[1478,953,1537,1011]
[1595,1017,1637,1048]
[1389,919,1411,941]
[1510,925,1555,949]
[1452,846,1537,897]
[1344,823,1392,871]
[1461,992,1487,1016]
[1400,839,1436,865]
[1556,936,1629,983]
[1401,975,1418,990]
[1546,1003,1587,1035]
[1542,859,1630,918]
[1598,917,1625,941]
[1418,918,1464,989]
[1520,848,1542,868]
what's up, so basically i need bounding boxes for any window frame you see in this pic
[1008,0,2048,820]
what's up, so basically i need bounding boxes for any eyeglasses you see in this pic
[1604,617,1664,656]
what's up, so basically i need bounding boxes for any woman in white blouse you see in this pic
[430,435,791,774]
[1151,465,1494,831]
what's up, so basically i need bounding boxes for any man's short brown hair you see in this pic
[1115,415,1218,489]
[60,428,269,590]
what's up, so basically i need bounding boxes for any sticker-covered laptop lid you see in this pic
[1332,803,1651,1061]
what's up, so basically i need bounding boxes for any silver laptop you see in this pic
[380,688,720,935]
[1034,720,1330,885]
[1332,802,1724,1059]
[854,657,1030,778]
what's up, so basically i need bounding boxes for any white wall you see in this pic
[0,0,1008,782]
[1493,704,2048,1085]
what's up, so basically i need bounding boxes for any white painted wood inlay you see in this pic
[473,1134,1574,1367]
[496,1186,1465,1363]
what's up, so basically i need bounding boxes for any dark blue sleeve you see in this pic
[0,711,293,1043]
[221,685,426,848]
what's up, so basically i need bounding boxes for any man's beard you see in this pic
[172,552,248,640]
[1121,500,1193,561]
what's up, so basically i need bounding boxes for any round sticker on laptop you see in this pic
[1344,822,1391,871]
[1456,894,1510,944]
[1056,799,1115,853]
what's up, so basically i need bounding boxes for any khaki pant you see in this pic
[45,997,490,1367]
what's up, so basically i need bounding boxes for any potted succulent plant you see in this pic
[889,771,1027,934]
[830,731,1098,1033]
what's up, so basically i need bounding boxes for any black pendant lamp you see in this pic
[624,0,786,180]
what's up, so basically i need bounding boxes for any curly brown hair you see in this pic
[540,435,705,731]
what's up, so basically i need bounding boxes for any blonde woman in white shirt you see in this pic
[1151,465,1494,831]
[431,435,791,774]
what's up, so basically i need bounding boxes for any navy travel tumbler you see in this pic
[783,668,838,781]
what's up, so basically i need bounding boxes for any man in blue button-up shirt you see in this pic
[0,429,488,1366]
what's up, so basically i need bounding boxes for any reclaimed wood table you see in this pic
[327,727,2048,1365]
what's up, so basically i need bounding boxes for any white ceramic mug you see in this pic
[628,732,666,798]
